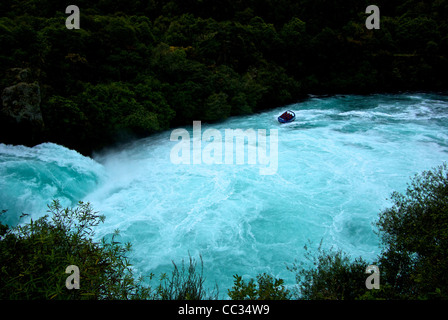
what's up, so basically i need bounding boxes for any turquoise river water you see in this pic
[1,93,448,295]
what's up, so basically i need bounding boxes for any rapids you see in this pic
[1,93,448,295]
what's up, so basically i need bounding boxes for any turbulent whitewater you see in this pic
[1,93,448,294]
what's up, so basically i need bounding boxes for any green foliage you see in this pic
[0,200,153,299]
[288,163,448,300]
[1,1,448,300]
[396,16,440,52]
[1,1,447,152]
[0,201,216,300]
[228,273,291,300]
[42,95,89,150]
[288,242,368,300]
[156,255,218,300]
[204,92,231,121]
[74,81,172,149]
[376,163,448,299]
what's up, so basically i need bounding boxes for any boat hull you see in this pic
[278,110,296,123]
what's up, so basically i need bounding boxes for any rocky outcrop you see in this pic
[2,82,43,124]
[0,68,45,146]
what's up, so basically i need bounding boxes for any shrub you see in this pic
[0,201,217,300]
[155,254,218,300]
[0,200,152,299]
[228,273,291,300]
[289,163,448,300]
[376,163,448,299]
[288,242,368,300]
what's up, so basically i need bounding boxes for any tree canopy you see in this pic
[1,0,447,153]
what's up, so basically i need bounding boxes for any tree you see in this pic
[203,92,231,122]
[0,201,215,300]
[290,163,448,300]
[42,95,89,152]
[0,200,153,299]
[376,163,448,299]
[279,17,308,77]
[396,16,439,53]
[76,82,164,149]
[288,242,368,300]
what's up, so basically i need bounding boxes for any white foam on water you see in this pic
[0,142,105,225]
[1,93,448,296]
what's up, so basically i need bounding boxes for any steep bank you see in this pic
[1,0,447,154]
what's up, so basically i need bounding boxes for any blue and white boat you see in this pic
[278,110,295,123]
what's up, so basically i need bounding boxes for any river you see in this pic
[1,93,448,295]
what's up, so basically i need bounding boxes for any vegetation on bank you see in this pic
[1,163,447,300]
[1,0,448,154]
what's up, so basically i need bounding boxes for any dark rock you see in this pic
[0,68,45,146]
[1,82,43,124]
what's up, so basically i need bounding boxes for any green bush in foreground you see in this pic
[0,200,152,299]
[228,273,291,300]
[291,163,448,300]
[376,163,448,299]
[287,243,368,300]
[156,255,218,300]
[0,200,214,300]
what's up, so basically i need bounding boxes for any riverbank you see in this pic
[1,1,447,155]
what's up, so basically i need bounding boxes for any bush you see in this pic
[155,254,218,300]
[228,273,291,300]
[288,242,368,300]
[0,200,217,300]
[289,163,448,300]
[0,200,152,299]
[376,163,448,299]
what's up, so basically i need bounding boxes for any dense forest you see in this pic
[1,0,447,154]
